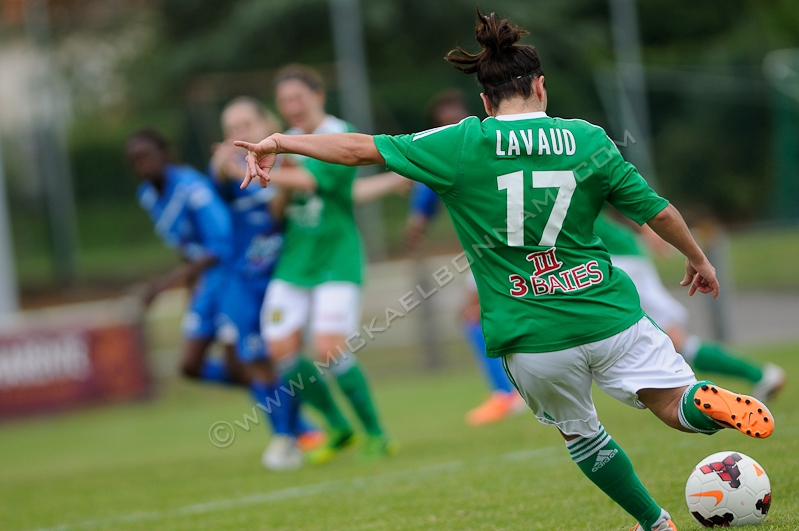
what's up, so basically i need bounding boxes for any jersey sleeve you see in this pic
[408,182,440,219]
[602,135,669,225]
[186,183,233,263]
[374,119,469,196]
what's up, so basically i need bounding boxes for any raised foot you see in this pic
[693,385,774,439]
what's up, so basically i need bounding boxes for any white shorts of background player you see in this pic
[261,279,361,342]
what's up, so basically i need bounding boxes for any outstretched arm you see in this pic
[645,204,719,298]
[235,133,384,189]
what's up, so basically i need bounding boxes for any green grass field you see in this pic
[1,342,797,531]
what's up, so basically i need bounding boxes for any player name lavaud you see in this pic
[495,127,576,157]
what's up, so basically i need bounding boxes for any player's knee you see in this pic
[268,332,302,360]
[246,359,276,383]
[313,334,346,360]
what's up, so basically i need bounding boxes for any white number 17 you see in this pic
[496,170,577,247]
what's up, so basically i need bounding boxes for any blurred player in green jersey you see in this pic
[257,66,403,463]
[594,213,785,401]
[234,11,775,530]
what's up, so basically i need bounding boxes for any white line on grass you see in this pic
[29,446,563,531]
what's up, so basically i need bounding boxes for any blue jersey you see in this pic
[409,182,440,219]
[137,164,233,264]
[213,173,283,279]
[212,164,283,362]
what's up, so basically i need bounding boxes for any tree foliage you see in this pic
[105,0,799,220]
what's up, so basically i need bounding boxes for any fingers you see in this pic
[246,152,262,182]
[240,171,253,189]
[689,274,720,298]
[240,155,255,189]
[239,151,272,189]
[233,140,258,151]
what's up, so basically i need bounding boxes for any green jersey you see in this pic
[375,112,668,356]
[274,116,365,286]
[593,212,648,257]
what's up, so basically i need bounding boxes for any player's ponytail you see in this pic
[446,8,543,108]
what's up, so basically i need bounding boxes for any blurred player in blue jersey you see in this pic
[127,128,241,384]
[210,98,327,469]
[405,90,525,426]
[126,128,301,470]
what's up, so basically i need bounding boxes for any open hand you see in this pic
[680,258,719,298]
[233,136,280,189]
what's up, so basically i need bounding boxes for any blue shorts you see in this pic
[220,273,271,363]
[182,265,228,340]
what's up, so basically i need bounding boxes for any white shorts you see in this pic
[611,255,688,330]
[504,317,697,438]
[261,280,361,341]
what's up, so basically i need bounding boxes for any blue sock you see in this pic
[199,358,236,385]
[464,321,514,393]
[250,381,294,436]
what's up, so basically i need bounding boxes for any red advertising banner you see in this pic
[0,299,151,419]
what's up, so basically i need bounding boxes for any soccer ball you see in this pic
[685,451,771,527]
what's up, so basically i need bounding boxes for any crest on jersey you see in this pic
[526,247,562,277]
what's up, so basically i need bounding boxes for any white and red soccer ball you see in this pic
[686,451,771,527]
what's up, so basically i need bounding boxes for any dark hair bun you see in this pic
[475,10,528,56]
[445,8,543,108]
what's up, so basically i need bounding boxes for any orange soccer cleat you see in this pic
[693,384,774,439]
[297,430,327,452]
[466,391,526,426]
[629,519,678,531]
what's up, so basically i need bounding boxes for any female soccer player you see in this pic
[211,98,327,469]
[127,128,241,385]
[211,95,407,467]
[127,128,298,469]
[234,11,775,530]
[258,66,402,462]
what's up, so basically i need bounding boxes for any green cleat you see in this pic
[360,435,400,460]
[305,429,358,465]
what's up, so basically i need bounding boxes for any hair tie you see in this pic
[484,66,543,90]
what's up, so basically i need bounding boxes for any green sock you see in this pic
[568,426,664,530]
[678,380,724,434]
[692,339,763,383]
[336,362,384,437]
[285,356,351,433]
